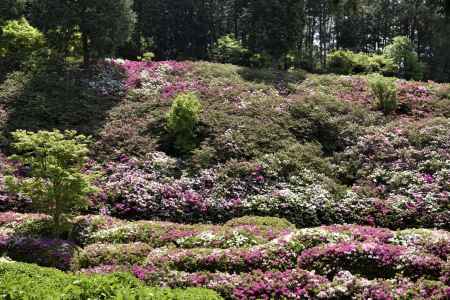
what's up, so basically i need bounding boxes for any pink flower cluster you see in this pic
[114,60,187,90]
[298,242,444,279]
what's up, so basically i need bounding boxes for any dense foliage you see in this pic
[0,260,222,299]
[5,130,97,236]
[0,1,450,297]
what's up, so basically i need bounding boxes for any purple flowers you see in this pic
[7,238,77,270]
[298,242,444,279]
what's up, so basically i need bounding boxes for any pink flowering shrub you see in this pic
[390,229,450,260]
[231,269,327,299]
[70,214,126,245]
[336,118,450,228]
[298,242,443,280]
[88,220,292,249]
[106,59,207,100]
[73,242,152,270]
[129,266,449,300]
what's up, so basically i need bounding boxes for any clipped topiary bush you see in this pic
[72,242,152,270]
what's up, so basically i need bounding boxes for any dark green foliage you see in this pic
[258,142,333,178]
[383,36,424,80]
[0,261,222,299]
[28,0,135,65]
[0,63,121,137]
[0,0,25,25]
[289,95,378,154]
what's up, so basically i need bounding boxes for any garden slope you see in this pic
[0,61,450,229]
[1,213,449,299]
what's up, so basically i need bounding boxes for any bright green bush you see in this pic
[138,52,155,62]
[0,261,222,300]
[0,17,45,73]
[327,50,397,75]
[210,34,249,66]
[326,50,355,75]
[5,130,97,236]
[383,36,424,80]
[166,92,202,154]
[368,74,398,115]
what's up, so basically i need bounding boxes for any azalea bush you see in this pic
[335,118,450,228]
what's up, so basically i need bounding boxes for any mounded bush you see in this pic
[0,17,45,74]
[298,242,444,280]
[73,242,152,270]
[224,216,294,230]
[6,238,77,270]
[88,221,277,249]
[289,94,379,154]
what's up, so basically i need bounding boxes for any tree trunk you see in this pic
[82,32,90,67]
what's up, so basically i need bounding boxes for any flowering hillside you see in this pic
[0,60,449,299]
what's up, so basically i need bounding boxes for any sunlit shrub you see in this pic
[368,74,398,115]
[166,92,203,154]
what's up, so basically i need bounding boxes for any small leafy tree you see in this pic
[166,93,202,154]
[5,130,97,236]
[210,34,249,65]
[383,36,424,80]
[368,74,398,115]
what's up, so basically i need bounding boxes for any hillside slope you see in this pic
[0,61,449,228]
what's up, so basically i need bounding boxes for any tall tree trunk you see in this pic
[82,32,90,67]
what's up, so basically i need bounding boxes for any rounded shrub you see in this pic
[166,92,203,154]
[0,17,45,73]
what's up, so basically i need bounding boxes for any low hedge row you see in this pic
[0,260,222,300]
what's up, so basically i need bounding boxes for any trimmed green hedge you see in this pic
[0,260,222,300]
